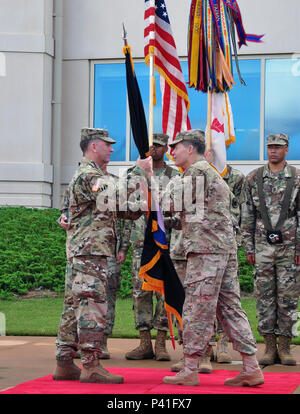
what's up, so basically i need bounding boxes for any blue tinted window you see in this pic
[130,62,162,161]
[264,58,300,160]
[94,64,127,161]
[227,59,261,160]
[182,60,261,161]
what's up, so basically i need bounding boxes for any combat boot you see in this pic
[225,353,264,387]
[278,335,296,365]
[155,330,171,361]
[125,330,154,360]
[99,334,110,360]
[259,334,278,365]
[80,359,123,383]
[198,346,213,373]
[170,356,184,372]
[163,355,200,386]
[216,333,232,363]
[52,359,81,381]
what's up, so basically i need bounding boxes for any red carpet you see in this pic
[1,368,300,394]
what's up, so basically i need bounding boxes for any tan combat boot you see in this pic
[99,334,110,360]
[52,359,81,381]
[163,355,200,386]
[278,335,296,366]
[125,330,154,360]
[155,330,171,361]
[259,334,278,365]
[225,353,264,387]
[198,346,213,373]
[80,359,123,383]
[216,333,232,363]
[170,356,184,372]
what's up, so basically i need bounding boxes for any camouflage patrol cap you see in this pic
[152,133,169,146]
[169,129,205,148]
[80,128,116,144]
[266,133,289,146]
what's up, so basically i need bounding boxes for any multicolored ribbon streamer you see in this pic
[188,0,263,92]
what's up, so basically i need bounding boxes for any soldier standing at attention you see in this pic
[137,129,264,387]
[53,128,143,384]
[124,133,180,362]
[241,133,300,366]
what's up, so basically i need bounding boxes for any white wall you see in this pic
[0,0,54,207]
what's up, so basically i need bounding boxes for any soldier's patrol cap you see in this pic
[266,133,289,146]
[152,133,169,146]
[169,129,205,148]
[80,128,116,144]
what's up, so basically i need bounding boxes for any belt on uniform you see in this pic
[256,210,296,220]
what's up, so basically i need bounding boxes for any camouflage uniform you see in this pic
[161,131,257,358]
[213,165,246,339]
[242,148,300,339]
[124,162,180,332]
[56,129,141,365]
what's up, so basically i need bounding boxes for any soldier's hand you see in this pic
[59,214,70,230]
[246,254,255,266]
[136,156,153,177]
[295,255,300,265]
[117,251,126,264]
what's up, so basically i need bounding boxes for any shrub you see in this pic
[0,207,254,299]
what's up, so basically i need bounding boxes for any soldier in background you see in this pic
[53,128,143,384]
[242,133,300,366]
[124,133,180,362]
[137,129,263,387]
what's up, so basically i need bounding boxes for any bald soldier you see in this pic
[53,128,144,384]
[242,133,300,366]
[136,129,264,387]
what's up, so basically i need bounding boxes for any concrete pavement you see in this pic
[0,336,299,393]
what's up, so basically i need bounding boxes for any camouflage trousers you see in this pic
[105,257,122,336]
[183,253,257,356]
[132,247,168,331]
[55,255,108,364]
[254,242,299,338]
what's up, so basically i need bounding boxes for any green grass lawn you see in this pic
[0,296,299,344]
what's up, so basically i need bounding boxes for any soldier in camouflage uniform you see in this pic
[137,129,264,387]
[124,133,180,362]
[53,128,143,384]
[170,163,247,372]
[211,164,246,364]
[241,133,300,366]
[58,174,131,360]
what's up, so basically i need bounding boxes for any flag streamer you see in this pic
[188,0,263,93]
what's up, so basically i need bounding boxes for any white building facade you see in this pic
[0,0,300,208]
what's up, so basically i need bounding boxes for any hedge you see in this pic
[0,207,254,299]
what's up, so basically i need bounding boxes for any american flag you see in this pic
[144,0,191,150]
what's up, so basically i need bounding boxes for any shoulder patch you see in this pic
[92,178,102,192]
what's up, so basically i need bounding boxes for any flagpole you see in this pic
[206,89,212,150]
[149,51,154,148]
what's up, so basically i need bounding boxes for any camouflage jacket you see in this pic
[223,165,246,233]
[241,163,300,255]
[66,157,141,258]
[162,157,237,255]
[124,163,180,249]
[60,173,131,258]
